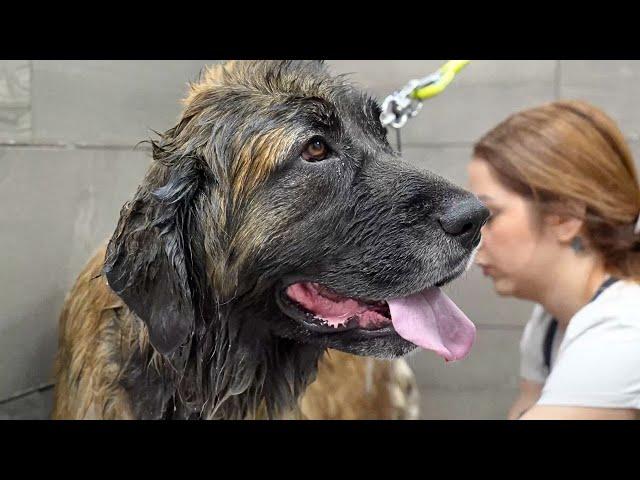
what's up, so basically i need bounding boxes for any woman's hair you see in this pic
[473,99,640,281]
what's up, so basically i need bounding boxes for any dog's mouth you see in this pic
[279,282,393,334]
[277,278,477,362]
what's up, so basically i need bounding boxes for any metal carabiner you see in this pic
[380,60,470,130]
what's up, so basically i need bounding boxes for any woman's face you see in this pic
[467,157,557,299]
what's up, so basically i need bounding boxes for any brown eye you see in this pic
[302,138,329,162]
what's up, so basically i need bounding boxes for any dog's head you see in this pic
[105,60,488,368]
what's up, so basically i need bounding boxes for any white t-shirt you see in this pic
[520,280,640,409]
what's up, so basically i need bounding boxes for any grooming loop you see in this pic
[380,60,470,152]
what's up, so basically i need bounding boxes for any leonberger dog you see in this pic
[52,60,487,420]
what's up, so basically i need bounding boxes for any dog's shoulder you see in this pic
[53,242,134,419]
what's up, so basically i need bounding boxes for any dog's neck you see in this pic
[120,300,323,420]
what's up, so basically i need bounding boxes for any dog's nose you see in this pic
[438,196,490,249]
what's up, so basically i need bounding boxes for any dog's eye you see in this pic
[302,138,329,162]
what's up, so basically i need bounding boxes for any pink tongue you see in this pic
[388,287,476,362]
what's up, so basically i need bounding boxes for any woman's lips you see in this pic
[478,264,495,277]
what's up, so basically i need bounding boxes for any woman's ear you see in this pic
[544,201,587,246]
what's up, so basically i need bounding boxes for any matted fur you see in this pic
[53,60,481,419]
[53,245,419,419]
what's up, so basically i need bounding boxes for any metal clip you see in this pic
[380,79,424,129]
[379,61,470,129]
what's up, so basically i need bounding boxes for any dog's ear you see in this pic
[104,147,212,356]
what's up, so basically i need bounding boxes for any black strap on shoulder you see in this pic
[592,276,619,302]
[543,318,558,372]
[542,276,619,371]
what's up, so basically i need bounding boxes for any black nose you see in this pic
[438,196,490,249]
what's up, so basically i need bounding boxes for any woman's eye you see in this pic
[302,138,329,162]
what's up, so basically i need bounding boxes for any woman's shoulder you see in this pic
[541,280,640,410]
[587,279,640,320]
[567,279,640,339]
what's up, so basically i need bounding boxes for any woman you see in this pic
[468,100,640,420]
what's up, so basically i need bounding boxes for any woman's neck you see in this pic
[534,251,608,328]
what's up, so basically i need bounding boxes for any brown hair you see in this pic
[473,99,640,281]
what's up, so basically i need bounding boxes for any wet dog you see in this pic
[52,60,487,419]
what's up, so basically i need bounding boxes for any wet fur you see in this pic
[53,60,475,419]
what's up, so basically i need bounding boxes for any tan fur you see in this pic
[182,62,238,107]
[53,244,134,419]
[232,127,294,206]
[53,246,419,420]
[296,351,419,420]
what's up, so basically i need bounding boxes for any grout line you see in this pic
[0,382,54,405]
[0,142,151,151]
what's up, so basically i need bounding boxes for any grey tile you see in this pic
[443,267,536,328]
[31,60,219,146]
[327,60,556,145]
[417,386,518,419]
[0,387,53,420]
[0,60,31,142]
[0,147,150,399]
[401,144,472,186]
[559,60,640,140]
[328,60,555,94]
[406,327,523,392]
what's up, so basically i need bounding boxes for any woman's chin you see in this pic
[492,278,515,297]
